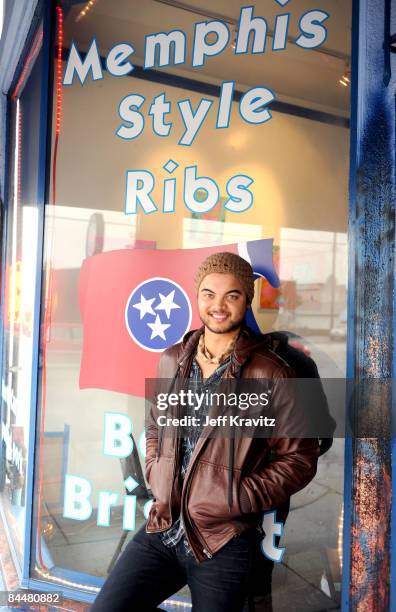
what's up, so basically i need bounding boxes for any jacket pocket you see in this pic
[146,456,176,531]
[147,456,174,504]
[239,480,253,513]
[187,460,243,528]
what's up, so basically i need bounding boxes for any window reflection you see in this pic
[183,218,262,248]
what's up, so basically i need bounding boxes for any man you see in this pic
[91,252,320,612]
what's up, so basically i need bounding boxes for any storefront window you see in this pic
[30,2,351,607]
[0,25,44,565]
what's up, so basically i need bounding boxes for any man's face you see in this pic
[197,273,249,334]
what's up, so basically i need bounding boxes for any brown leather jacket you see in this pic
[145,327,320,562]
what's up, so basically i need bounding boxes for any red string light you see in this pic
[16,102,22,209]
[55,6,63,136]
[11,28,43,101]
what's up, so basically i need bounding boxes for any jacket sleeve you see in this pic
[144,363,162,485]
[145,413,158,486]
[144,347,178,485]
[239,369,320,513]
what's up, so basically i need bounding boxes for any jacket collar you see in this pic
[177,325,271,370]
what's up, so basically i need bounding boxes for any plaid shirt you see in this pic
[160,355,231,555]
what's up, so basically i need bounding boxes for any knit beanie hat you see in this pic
[194,252,255,303]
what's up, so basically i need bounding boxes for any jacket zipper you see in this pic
[167,424,181,526]
[172,355,214,559]
[167,360,187,526]
[182,461,214,560]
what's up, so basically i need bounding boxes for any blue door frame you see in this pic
[341,0,396,610]
[0,0,395,608]
[0,0,52,587]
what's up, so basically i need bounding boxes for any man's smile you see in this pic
[209,312,229,321]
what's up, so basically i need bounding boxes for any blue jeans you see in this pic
[90,523,271,612]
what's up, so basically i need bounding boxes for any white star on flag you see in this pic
[147,315,171,340]
[155,290,181,319]
[132,293,156,319]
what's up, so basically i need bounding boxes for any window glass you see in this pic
[31,2,351,607]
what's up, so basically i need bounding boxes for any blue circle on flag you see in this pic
[125,277,192,352]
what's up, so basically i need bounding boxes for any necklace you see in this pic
[197,332,238,364]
